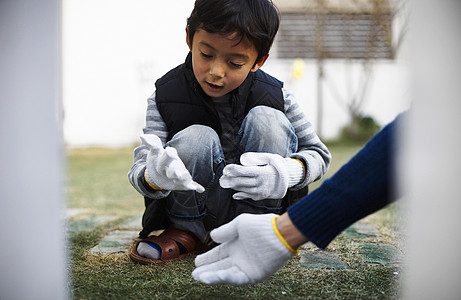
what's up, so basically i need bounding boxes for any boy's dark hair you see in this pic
[187,0,280,64]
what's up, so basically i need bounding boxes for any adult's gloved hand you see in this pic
[141,134,205,193]
[219,152,303,200]
[191,213,297,285]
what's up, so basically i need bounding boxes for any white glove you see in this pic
[219,152,304,200]
[192,213,297,285]
[141,134,205,193]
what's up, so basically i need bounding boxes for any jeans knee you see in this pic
[168,125,221,162]
[244,106,293,137]
[240,106,298,154]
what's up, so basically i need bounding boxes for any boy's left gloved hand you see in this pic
[220,152,304,200]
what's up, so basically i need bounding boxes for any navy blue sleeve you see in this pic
[287,115,401,249]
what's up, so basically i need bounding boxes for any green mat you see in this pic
[358,243,403,265]
[300,250,348,269]
[344,223,380,239]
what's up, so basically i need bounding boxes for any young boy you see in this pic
[128,0,331,264]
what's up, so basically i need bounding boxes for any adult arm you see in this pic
[288,114,400,248]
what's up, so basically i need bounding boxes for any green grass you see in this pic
[67,147,145,217]
[67,141,402,300]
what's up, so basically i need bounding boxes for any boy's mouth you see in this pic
[206,82,224,92]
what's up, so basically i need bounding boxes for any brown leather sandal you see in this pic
[129,227,213,264]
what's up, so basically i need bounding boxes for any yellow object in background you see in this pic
[292,58,304,80]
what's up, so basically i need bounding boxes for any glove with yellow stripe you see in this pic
[141,134,204,193]
[219,152,305,201]
[191,213,298,285]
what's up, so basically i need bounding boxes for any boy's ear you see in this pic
[186,27,192,51]
[250,54,269,72]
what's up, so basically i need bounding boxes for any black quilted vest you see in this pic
[155,53,285,141]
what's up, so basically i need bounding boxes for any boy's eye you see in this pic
[201,52,212,59]
[230,62,244,68]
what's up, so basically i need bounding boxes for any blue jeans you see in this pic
[160,106,299,242]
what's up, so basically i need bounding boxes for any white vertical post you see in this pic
[0,0,68,299]
[402,0,461,299]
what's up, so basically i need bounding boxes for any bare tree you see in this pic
[276,0,408,139]
[311,0,409,140]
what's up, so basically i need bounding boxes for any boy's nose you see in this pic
[210,61,225,78]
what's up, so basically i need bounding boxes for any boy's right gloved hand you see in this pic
[141,134,205,193]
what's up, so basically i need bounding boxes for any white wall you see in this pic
[62,0,410,147]
[264,58,411,139]
[62,0,195,147]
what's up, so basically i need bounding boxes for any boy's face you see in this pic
[186,28,268,98]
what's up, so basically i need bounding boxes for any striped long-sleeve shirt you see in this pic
[128,88,331,199]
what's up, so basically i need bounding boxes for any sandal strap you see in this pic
[130,227,202,262]
[161,227,201,252]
